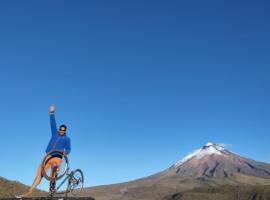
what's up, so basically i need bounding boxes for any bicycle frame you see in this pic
[54,168,83,196]
[56,170,70,192]
[55,169,72,193]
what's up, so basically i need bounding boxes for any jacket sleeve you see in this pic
[50,113,57,136]
[65,137,71,155]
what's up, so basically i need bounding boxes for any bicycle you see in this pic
[41,150,84,198]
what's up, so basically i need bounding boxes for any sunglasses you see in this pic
[59,129,66,132]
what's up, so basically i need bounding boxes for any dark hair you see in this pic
[59,124,67,130]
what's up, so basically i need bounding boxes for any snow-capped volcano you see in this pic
[134,142,270,186]
[165,142,270,182]
[82,142,270,200]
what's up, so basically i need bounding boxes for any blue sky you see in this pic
[0,0,269,191]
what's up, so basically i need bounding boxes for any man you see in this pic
[18,104,71,197]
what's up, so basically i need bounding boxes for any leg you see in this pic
[49,164,58,198]
[30,164,51,193]
[19,161,51,197]
[48,158,62,198]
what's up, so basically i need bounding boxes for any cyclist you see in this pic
[17,104,71,197]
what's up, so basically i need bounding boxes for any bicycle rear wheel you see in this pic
[68,169,84,195]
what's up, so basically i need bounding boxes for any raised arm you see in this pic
[50,104,57,136]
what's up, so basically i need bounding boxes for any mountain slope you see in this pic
[0,176,47,198]
[82,142,270,200]
[162,185,270,200]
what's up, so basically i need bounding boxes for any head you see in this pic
[58,124,67,136]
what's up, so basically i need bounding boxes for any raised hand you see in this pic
[50,104,55,113]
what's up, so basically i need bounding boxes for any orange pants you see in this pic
[43,156,63,178]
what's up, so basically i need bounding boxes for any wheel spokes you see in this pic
[69,169,84,195]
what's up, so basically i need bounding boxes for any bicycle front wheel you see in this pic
[41,150,69,181]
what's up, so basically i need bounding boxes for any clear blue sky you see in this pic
[0,0,269,191]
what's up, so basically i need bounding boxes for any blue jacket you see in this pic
[45,113,71,155]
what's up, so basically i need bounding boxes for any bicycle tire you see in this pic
[41,150,69,181]
[68,169,84,195]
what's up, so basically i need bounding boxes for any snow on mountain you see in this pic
[174,142,227,167]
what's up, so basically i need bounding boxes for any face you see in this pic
[59,127,66,135]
